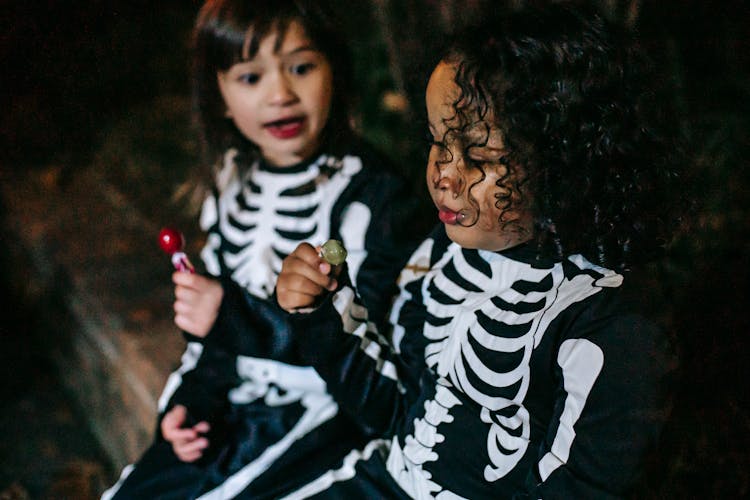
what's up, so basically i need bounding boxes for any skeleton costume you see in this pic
[281,225,674,499]
[103,139,420,500]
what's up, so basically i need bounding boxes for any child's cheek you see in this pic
[476,192,501,232]
[478,206,503,233]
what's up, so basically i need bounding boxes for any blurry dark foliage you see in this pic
[1,0,748,496]
[0,0,199,166]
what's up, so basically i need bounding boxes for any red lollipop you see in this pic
[158,227,195,273]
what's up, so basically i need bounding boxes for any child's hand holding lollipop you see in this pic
[277,239,346,312]
[158,227,221,337]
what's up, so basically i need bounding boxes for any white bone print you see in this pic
[389,242,618,497]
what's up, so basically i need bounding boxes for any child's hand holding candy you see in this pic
[158,227,222,337]
[277,240,345,313]
[172,271,223,338]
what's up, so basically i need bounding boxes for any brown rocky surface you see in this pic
[0,163,202,489]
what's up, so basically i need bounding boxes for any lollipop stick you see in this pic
[172,251,195,273]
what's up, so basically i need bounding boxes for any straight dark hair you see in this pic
[192,0,353,184]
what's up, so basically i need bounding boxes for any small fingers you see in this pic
[165,426,200,445]
[276,270,335,312]
[161,405,187,430]
[172,277,222,337]
[193,421,211,434]
[277,243,341,312]
[173,313,212,338]
[291,242,323,266]
[282,254,336,290]
[174,435,209,462]
[282,269,334,295]
[173,313,194,335]
[176,449,204,463]
[172,271,205,288]
[174,285,196,303]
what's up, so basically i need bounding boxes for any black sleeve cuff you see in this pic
[290,294,356,373]
[205,277,298,360]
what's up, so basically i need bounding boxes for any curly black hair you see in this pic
[442,3,684,270]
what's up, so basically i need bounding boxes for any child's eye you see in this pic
[238,73,260,85]
[468,147,508,166]
[290,62,315,76]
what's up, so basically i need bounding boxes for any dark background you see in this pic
[1,0,748,497]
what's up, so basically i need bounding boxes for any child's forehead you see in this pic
[430,62,491,114]
[241,19,314,60]
[432,105,500,144]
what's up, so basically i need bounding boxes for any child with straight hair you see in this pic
[275,3,682,498]
[103,0,422,498]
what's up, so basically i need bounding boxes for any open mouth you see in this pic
[265,117,305,139]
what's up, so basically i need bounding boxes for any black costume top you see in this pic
[281,225,674,499]
[151,140,419,498]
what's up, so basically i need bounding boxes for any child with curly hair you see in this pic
[275,3,682,498]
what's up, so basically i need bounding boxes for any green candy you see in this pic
[320,239,347,266]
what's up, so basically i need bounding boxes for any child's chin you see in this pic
[444,225,477,249]
[444,225,514,252]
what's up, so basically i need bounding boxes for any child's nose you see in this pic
[433,162,464,196]
[437,174,453,191]
[268,73,297,106]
